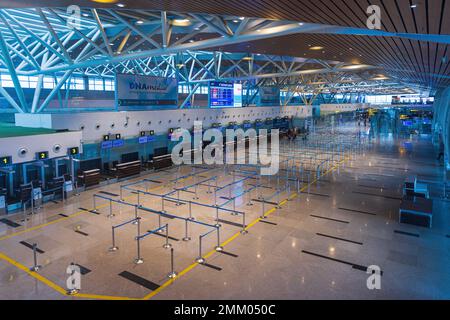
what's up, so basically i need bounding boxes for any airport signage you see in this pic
[36,151,49,160]
[209,81,242,108]
[0,156,12,167]
[68,147,79,156]
[116,74,178,110]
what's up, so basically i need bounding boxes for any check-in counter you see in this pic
[113,160,141,179]
[154,154,173,170]
[78,169,101,187]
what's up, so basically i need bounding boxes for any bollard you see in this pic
[134,217,144,264]
[215,227,223,251]
[195,235,206,264]
[182,219,191,241]
[163,224,172,249]
[29,243,41,272]
[167,247,177,279]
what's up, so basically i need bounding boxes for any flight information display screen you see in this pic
[209,82,242,108]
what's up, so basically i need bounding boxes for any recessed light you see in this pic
[116,3,125,7]
[298,22,304,26]
[172,18,191,27]
[410,4,417,8]
[136,20,144,24]
[239,17,245,20]
[309,46,324,50]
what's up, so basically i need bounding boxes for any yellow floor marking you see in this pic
[142,156,350,300]
[0,252,68,295]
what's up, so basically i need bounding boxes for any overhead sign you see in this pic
[116,74,178,110]
[0,156,12,167]
[68,147,79,156]
[258,87,280,106]
[209,82,242,108]
[36,151,49,160]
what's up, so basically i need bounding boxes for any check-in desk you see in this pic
[113,160,141,179]
[154,154,172,170]
[78,169,101,187]
[399,195,433,228]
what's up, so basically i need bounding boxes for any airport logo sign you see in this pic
[171,121,280,175]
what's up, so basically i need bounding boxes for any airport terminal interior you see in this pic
[0,0,449,301]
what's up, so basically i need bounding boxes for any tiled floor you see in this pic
[0,123,449,300]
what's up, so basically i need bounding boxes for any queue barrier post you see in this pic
[167,247,178,279]
[30,243,41,272]
[182,219,191,241]
[163,224,171,249]
[215,227,223,252]
[134,217,144,264]
[195,235,206,264]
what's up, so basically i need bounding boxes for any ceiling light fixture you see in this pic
[136,20,144,24]
[172,18,191,27]
[309,46,324,50]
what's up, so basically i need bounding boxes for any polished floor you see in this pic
[0,123,449,300]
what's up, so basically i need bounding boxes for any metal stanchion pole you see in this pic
[260,198,267,219]
[133,206,139,225]
[183,219,191,241]
[161,196,165,213]
[215,206,221,227]
[195,235,205,264]
[107,199,115,218]
[215,227,223,251]
[167,247,177,279]
[134,217,143,264]
[241,213,248,235]
[163,224,171,249]
[30,243,41,272]
[188,201,194,221]
[109,226,118,251]
[93,196,97,212]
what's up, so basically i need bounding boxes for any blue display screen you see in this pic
[138,136,148,144]
[209,82,242,108]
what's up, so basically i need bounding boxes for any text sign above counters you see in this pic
[116,74,178,110]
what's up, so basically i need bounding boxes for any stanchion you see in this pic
[241,212,248,235]
[215,227,223,251]
[107,199,115,218]
[188,201,195,221]
[260,198,267,219]
[167,247,177,279]
[109,226,118,251]
[163,224,171,249]
[134,217,144,264]
[195,235,206,264]
[182,219,191,241]
[29,243,41,272]
[215,206,221,227]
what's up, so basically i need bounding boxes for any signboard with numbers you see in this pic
[0,156,12,167]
